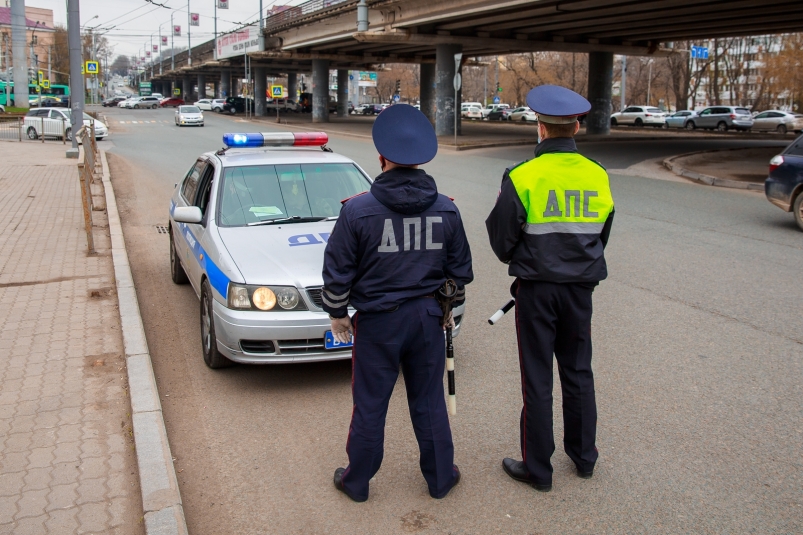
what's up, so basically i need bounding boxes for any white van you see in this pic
[461,102,483,117]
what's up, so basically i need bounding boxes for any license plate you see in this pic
[324,331,353,350]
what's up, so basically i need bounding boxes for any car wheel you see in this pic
[610,118,617,126]
[26,126,38,140]
[685,121,696,130]
[229,109,236,115]
[634,118,643,127]
[661,123,668,129]
[716,121,728,132]
[200,280,233,369]
[152,104,158,109]
[794,193,803,232]
[777,124,787,135]
[169,229,189,285]
[521,116,527,121]
[65,128,72,141]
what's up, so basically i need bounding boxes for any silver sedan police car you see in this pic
[169,131,466,368]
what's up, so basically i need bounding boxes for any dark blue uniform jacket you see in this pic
[322,167,474,318]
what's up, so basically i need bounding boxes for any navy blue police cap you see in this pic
[372,103,438,165]
[526,84,591,124]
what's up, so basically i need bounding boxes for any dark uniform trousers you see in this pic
[341,297,458,500]
[515,279,598,485]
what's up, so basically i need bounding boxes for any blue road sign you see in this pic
[393,94,400,102]
[349,74,354,81]
[691,46,709,60]
[493,96,500,104]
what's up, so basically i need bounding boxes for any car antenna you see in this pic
[216,146,229,155]
[320,144,333,152]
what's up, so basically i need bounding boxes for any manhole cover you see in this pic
[156,225,169,234]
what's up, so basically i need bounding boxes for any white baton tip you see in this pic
[446,358,454,371]
[489,310,505,325]
[447,395,456,416]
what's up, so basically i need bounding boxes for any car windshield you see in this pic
[180,106,201,113]
[218,163,370,227]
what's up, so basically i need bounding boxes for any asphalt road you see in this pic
[101,105,803,534]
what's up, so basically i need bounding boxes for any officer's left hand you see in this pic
[331,315,353,344]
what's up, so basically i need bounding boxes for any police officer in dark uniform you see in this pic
[322,104,474,502]
[485,85,615,492]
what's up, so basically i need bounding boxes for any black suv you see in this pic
[223,97,255,114]
[765,134,803,230]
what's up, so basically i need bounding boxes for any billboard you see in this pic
[358,71,377,87]
[215,25,261,59]
[161,36,168,45]
[218,0,229,8]
[173,25,181,36]
[190,13,200,26]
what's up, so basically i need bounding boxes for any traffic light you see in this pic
[395,79,401,94]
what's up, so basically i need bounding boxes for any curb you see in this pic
[99,148,189,535]
[663,148,766,191]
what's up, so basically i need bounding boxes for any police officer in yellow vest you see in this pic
[485,85,614,492]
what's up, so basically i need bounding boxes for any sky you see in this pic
[25,0,303,60]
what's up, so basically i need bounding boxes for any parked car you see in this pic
[665,110,698,129]
[463,105,483,120]
[481,103,509,119]
[764,134,803,230]
[131,96,161,109]
[222,96,255,114]
[509,107,537,122]
[175,105,204,127]
[266,98,300,112]
[160,97,185,108]
[210,99,226,112]
[610,106,667,127]
[686,106,753,131]
[359,104,383,115]
[751,110,803,134]
[102,96,127,107]
[118,97,136,108]
[461,102,483,117]
[151,93,164,100]
[486,107,511,121]
[23,107,108,141]
[195,98,226,112]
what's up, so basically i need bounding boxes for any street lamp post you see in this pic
[30,21,41,107]
[170,11,176,72]
[187,0,192,67]
[646,58,654,107]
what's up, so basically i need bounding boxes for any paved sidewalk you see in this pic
[0,141,143,534]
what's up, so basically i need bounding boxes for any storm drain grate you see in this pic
[155,225,169,234]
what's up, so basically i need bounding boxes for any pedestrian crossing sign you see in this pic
[271,85,283,98]
[42,80,50,89]
[85,61,99,75]
[173,88,181,96]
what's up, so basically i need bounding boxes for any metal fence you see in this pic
[262,0,354,32]
[76,123,99,254]
[0,117,22,141]
[0,115,72,143]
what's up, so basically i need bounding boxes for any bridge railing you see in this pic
[263,0,356,32]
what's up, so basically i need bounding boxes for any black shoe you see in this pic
[333,467,367,502]
[576,467,594,479]
[431,464,461,499]
[502,458,552,492]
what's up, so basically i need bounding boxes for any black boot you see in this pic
[333,467,367,502]
[502,458,551,492]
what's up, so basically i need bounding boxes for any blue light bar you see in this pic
[222,133,264,147]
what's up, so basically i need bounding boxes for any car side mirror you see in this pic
[173,206,203,224]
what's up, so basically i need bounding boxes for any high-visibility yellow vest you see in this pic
[509,153,614,236]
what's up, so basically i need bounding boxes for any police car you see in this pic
[169,132,466,368]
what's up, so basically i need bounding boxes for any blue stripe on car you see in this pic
[175,220,230,299]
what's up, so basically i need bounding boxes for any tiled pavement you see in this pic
[0,141,143,534]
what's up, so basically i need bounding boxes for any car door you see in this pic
[191,162,219,294]
[752,112,770,131]
[175,159,208,293]
[47,109,68,138]
[697,108,713,128]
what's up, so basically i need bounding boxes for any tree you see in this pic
[110,55,130,76]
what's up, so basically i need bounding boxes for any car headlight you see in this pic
[227,283,307,311]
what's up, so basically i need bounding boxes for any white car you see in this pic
[509,107,537,122]
[751,110,803,134]
[0,104,5,113]
[267,98,300,112]
[118,97,136,108]
[461,102,482,116]
[463,105,483,120]
[610,106,667,127]
[195,99,217,111]
[151,93,164,100]
[23,107,108,141]
[175,105,204,127]
[130,96,161,109]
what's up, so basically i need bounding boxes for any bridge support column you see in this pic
[220,70,231,99]
[182,77,192,102]
[197,74,206,102]
[436,44,462,136]
[287,73,297,103]
[213,81,219,99]
[586,51,613,135]
[254,67,267,116]
[420,63,436,125]
[337,70,349,117]
[312,59,330,123]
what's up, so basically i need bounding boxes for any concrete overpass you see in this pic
[146,0,803,134]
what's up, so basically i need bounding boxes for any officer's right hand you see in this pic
[443,311,456,331]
